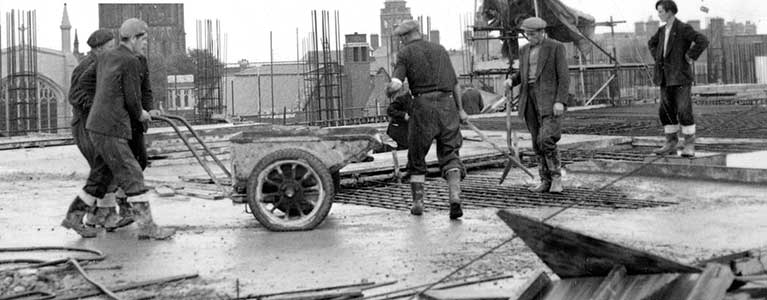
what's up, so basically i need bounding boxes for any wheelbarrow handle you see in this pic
[152,115,229,195]
[159,114,232,179]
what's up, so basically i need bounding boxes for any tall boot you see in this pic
[410,175,425,216]
[446,169,463,220]
[654,133,679,156]
[680,134,696,158]
[107,195,135,232]
[130,192,176,240]
[546,152,563,193]
[528,155,551,192]
[61,195,100,238]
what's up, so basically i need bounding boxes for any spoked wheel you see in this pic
[247,149,334,231]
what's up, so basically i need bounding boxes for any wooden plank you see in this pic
[422,288,519,300]
[591,265,627,300]
[496,210,701,278]
[540,277,604,300]
[509,270,551,300]
[684,263,735,300]
[260,287,362,300]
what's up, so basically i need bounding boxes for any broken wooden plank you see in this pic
[684,263,735,300]
[496,210,701,278]
[508,270,551,300]
[591,265,627,300]
[260,287,362,300]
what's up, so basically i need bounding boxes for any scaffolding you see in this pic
[2,9,44,137]
[193,19,224,124]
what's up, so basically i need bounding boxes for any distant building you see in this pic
[0,5,78,136]
[98,3,187,109]
[370,34,380,50]
[166,75,196,114]
[380,0,412,56]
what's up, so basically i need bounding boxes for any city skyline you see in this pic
[1,0,766,64]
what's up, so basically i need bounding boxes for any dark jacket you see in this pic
[68,53,98,125]
[386,93,413,149]
[648,18,709,86]
[511,38,569,120]
[133,55,153,133]
[86,45,144,140]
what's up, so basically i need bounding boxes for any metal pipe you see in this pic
[160,114,232,178]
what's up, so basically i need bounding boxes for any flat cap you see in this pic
[520,17,547,31]
[87,29,114,48]
[393,19,419,36]
[119,18,148,38]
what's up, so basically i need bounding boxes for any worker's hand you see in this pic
[685,54,694,64]
[504,78,513,88]
[553,103,565,116]
[404,113,410,121]
[148,109,162,117]
[142,120,150,133]
[458,109,469,123]
[139,109,151,122]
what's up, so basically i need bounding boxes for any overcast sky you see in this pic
[2,0,766,64]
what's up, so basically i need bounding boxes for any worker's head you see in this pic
[394,20,422,44]
[119,18,149,55]
[87,29,115,54]
[655,0,678,22]
[520,17,547,46]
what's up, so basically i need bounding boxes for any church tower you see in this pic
[60,3,72,53]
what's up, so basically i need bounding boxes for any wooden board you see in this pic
[422,288,519,300]
[496,210,701,278]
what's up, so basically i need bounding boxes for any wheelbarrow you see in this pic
[154,114,383,231]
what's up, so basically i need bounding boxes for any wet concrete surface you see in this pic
[2,141,767,297]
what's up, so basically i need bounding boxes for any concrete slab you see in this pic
[727,151,767,169]
[567,159,767,184]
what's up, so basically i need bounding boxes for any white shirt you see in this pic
[662,17,675,57]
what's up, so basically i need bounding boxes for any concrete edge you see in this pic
[566,159,767,184]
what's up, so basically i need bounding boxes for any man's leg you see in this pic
[540,115,563,193]
[524,92,550,192]
[434,93,465,219]
[655,85,680,155]
[90,131,175,240]
[62,143,112,238]
[674,85,696,157]
[406,96,437,216]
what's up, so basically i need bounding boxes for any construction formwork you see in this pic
[193,19,224,124]
[301,10,345,127]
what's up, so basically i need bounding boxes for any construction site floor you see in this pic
[2,130,767,298]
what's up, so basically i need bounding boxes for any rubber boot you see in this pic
[132,201,176,240]
[528,156,551,193]
[107,196,135,232]
[546,152,563,194]
[446,169,463,220]
[410,175,425,216]
[654,133,679,156]
[680,134,696,158]
[83,211,98,227]
[61,197,100,238]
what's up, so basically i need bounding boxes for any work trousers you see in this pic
[524,85,562,180]
[83,131,148,198]
[73,119,119,195]
[659,85,694,126]
[407,91,465,178]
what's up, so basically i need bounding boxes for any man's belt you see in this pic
[413,90,452,97]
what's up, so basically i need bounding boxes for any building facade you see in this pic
[380,0,412,56]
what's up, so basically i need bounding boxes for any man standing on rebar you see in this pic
[386,19,469,220]
[504,17,569,193]
[62,29,117,237]
[648,0,708,157]
[80,18,174,240]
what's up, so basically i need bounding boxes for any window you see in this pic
[353,47,359,62]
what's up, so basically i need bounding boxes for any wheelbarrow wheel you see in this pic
[247,149,334,231]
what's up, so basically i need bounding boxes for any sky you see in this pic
[2,0,767,64]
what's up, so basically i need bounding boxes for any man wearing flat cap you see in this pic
[387,19,469,220]
[504,16,569,193]
[62,29,116,238]
[70,18,175,240]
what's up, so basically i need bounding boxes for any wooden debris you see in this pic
[496,210,700,278]
[155,185,176,197]
[507,270,551,300]
[56,273,198,300]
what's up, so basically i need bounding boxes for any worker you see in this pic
[81,18,174,240]
[461,84,484,115]
[504,17,569,193]
[386,19,469,219]
[62,29,117,237]
[648,0,709,157]
[386,90,413,150]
